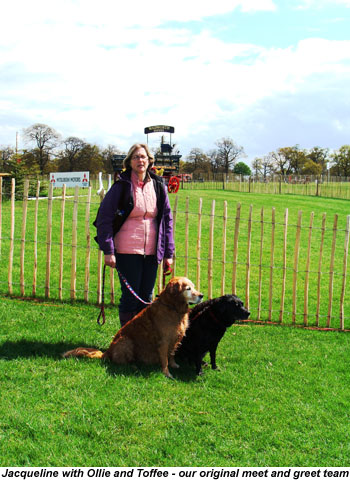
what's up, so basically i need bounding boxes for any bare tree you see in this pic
[101,144,124,172]
[23,123,61,174]
[207,149,220,174]
[185,148,211,174]
[63,136,86,171]
[0,146,14,171]
[252,157,263,177]
[268,146,308,176]
[261,155,274,179]
[269,149,290,176]
[215,137,245,174]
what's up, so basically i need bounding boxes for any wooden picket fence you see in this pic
[173,197,350,331]
[1,177,350,330]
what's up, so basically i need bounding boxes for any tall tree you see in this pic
[0,146,14,172]
[252,157,262,177]
[101,144,124,173]
[0,148,29,195]
[23,123,61,174]
[280,145,307,174]
[20,149,41,175]
[330,145,350,177]
[260,155,275,179]
[62,136,86,171]
[307,146,329,174]
[268,149,290,176]
[233,161,251,176]
[185,148,211,174]
[207,149,220,174]
[74,143,105,173]
[269,146,307,176]
[215,137,245,174]
[301,159,322,175]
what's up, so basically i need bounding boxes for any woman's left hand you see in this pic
[163,258,173,272]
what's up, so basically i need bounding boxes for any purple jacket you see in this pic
[95,169,175,264]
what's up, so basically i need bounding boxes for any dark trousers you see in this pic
[115,254,158,313]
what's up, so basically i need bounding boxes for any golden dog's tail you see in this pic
[62,347,104,359]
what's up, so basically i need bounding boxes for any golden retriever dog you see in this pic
[63,277,203,378]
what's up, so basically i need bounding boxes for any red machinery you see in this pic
[110,125,182,193]
[145,125,181,193]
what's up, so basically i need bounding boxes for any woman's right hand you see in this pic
[104,254,116,268]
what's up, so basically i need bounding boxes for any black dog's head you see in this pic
[211,294,250,327]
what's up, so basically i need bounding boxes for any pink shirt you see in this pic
[114,171,158,255]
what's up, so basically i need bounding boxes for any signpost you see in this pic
[49,172,89,188]
[144,125,175,146]
[144,125,175,134]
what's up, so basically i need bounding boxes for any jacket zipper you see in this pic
[142,187,147,256]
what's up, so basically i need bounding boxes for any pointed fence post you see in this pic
[45,183,53,298]
[32,181,40,297]
[8,179,15,295]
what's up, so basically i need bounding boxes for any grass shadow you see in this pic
[104,358,198,382]
[0,340,98,360]
[105,361,160,378]
[172,359,205,382]
[0,339,200,382]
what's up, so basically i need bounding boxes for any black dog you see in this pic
[176,294,250,375]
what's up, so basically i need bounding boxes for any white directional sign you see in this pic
[49,172,89,188]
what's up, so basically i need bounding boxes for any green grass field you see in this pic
[1,188,350,466]
[1,296,350,467]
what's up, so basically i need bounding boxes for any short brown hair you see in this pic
[123,143,155,171]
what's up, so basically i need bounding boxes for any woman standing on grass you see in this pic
[95,143,174,327]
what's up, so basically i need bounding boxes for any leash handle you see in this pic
[163,265,172,287]
[97,304,106,326]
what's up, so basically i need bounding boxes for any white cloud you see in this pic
[1,0,350,162]
[296,0,350,8]
[0,0,276,34]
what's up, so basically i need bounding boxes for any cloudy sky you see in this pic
[1,0,350,164]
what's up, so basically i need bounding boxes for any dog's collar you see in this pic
[191,306,226,329]
[208,309,226,328]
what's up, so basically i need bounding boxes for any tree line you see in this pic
[184,143,350,178]
[0,123,123,177]
[1,123,350,179]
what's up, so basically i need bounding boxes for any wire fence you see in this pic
[3,172,350,200]
[181,173,350,200]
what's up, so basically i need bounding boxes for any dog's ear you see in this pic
[218,297,236,315]
[165,279,182,296]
